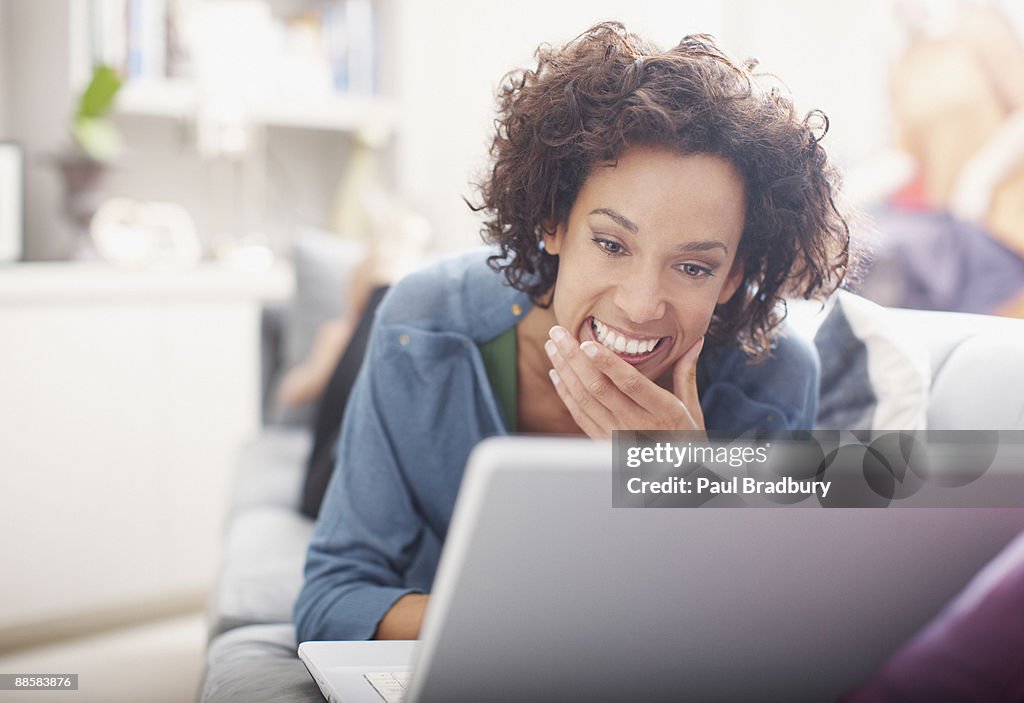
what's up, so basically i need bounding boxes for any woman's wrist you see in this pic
[374,593,430,640]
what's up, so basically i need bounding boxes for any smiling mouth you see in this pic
[587,317,668,363]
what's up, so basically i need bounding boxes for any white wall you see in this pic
[391,0,725,253]
[389,0,901,252]
[721,0,898,170]
[4,0,76,260]
[0,0,8,139]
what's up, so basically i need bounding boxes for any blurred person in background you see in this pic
[859,3,1024,317]
[276,199,431,519]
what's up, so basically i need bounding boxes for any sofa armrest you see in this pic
[885,308,1024,429]
[885,307,1021,374]
[208,428,314,639]
[927,332,1024,430]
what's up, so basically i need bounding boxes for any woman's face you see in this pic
[543,146,746,382]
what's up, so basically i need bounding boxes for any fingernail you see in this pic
[549,326,567,342]
[544,339,557,357]
[581,341,599,358]
[549,369,560,385]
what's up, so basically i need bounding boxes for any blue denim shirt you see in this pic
[294,248,819,642]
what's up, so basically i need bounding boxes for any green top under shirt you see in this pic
[479,326,518,432]
[478,325,711,435]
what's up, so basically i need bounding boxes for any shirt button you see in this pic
[399,334,411,346]
[511,304,522,316]
[765,414,776,424]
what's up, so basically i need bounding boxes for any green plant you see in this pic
[71,64,123,162]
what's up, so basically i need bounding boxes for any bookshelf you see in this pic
[88,0,396,134]
[64,0,402,255]
[115,79,397,132]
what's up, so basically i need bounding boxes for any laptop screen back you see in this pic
[408,437,1024,703]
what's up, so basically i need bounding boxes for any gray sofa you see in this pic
[198,296,1024,703]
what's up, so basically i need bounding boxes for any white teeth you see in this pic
[591,317,661,356]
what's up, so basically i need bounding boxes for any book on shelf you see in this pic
[89,0,378,99]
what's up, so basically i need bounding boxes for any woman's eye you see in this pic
[679,263,712,278]
[592,237,624,255]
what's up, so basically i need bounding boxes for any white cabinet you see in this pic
[0,263,291,644]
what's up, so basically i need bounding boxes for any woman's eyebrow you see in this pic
[676,240,729,255]
[589,208,638,233]
[590,208,729,254]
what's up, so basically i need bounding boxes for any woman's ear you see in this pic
[717,260,745,305]
[541,221,565,255]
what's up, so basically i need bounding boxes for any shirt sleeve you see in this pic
[293,324,426,642]
[701,329,821,431]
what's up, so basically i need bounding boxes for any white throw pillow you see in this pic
[810,292,931,430]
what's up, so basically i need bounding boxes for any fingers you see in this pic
[545,325,706,433]
[581,335,703,431]
[547,367,610,438]
[577,339,667,410]
[546,327,644,414]
[671,335,704,418]
[545,334,621,436]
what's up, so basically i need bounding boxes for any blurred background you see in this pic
[1,0,1023,701]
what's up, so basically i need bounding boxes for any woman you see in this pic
[294,22,849,642]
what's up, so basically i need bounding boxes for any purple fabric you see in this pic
[860,208,1024,314]
[843,531,1024,702]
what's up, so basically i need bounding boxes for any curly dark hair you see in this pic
[471,22,850,358]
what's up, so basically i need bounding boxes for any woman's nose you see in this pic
[612,269,667,324]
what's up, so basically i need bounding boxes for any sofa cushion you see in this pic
[208,506,314,639]
[843,532,1024,701]
[269,228,366,426]
[811,292,931,430]
[200,623,319,703]
[285,229,365,366]
[228,428,309,518]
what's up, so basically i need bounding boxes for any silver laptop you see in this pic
[299,436,1024,702]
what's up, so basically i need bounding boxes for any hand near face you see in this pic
[545,326,706,438]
